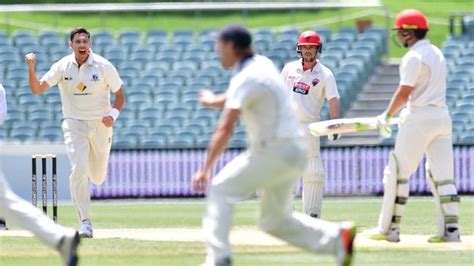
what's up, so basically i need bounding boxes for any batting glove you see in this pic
[327,133,340,142]
[376,112,392,138]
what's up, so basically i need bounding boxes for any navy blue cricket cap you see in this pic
[218,24,252,49]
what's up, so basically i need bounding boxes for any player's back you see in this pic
[226,55,303,148]
[403,40,447,109]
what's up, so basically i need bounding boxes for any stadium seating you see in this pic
[441,34,474,144]
[0,26,393,148]
[340,29,474,146]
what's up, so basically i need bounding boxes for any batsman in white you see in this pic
[369,9,461,243]
[281,31,340,218]
[0,83,80,266]
[193,24,355,266]
[25,27,126,238]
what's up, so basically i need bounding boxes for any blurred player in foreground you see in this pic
[193,24,355,266]
[281,30,340,218]
[370,9,461,243]
[0,83,80,266]
[26,27,125,238]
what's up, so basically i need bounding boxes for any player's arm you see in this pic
[102,63,126,127]
[328,97,340,119]
[193,108,240,192]
[200,90,227,109]
[0,84,7,126]
[378,52,419,136]
[384,52,419,117]
[324,71,340,120]
[25,53,50,95]
[112,89,125,111]
[102,88,125,127]
[385,85,414,116]
[377,85,413,138]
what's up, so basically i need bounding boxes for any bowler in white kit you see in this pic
[281,31,340,218]
[193,24,355,266]
[26,27,125,238]
[370,9,461,243]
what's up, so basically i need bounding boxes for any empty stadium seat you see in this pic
[113,137,139,149]
[314,28,331,43]
[0,26,394,147]
[279,28,299,42]
[139,137,166,149]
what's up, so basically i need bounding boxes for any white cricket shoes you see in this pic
[428,227,461,243]
[200,257,232,266]
[78,219,93,238]
[368,226,400,242]
[58,230,80,266]
[336,222,356,266]
[0,220,7,230]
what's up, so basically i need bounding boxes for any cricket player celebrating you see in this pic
[280,31,340,218]
[0,83,80,266]
[26,27,125,238]
[193,24,355,266]
[369,9,461,243]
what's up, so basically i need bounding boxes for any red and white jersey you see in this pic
[399,39,448,109]
[281,59,339,122]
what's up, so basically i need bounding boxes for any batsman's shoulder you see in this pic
[402,49,422,64]
[318,62,334,75]
[285,59,301,68]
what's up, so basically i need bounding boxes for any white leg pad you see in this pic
[377,152,409,233]
[302,180,324,218]
[301,134,325,217]
[426,163,460,236]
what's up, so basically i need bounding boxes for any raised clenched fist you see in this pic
[25,53,36,67]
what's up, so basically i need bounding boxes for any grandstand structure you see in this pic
[1,21,474,148]
[0,3,472,199]
[0,25,389,149]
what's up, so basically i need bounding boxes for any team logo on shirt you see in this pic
[76,82,87,92]
[64,76,73,81]
[91,74,100,82]
[312,78,320,86]
[292,82,311,95]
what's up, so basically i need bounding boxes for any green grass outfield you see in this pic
[0,0,473,58]
[0,196,473,266]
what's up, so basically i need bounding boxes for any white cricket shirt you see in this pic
[41,52,123,120]
[399,39,448,109]
[280,59,339,123]
[225,55,303,145]
[0,84,6,126]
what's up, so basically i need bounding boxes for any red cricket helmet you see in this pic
[394,9,429,30]
[296,31,323,55]
[297,31,321,46]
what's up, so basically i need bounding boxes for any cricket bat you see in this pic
[308,117,400,137]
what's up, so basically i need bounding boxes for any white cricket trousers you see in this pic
[0,174,67,248]
[377,107,459,236]
[300,122,325,218]
[62,118,113,221]
[203,139,341,265]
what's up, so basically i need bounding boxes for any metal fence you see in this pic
[91,145,474,198]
